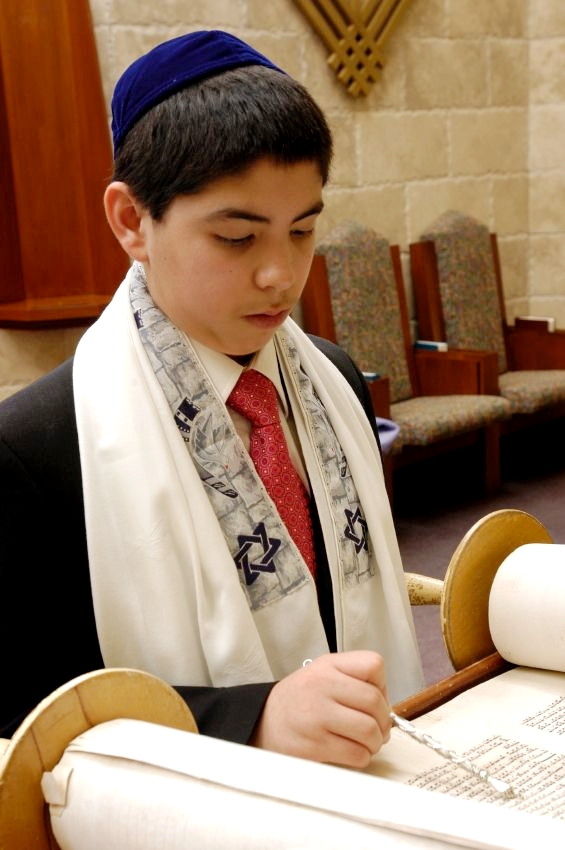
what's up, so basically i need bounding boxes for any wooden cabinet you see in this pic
[0,0,129,327]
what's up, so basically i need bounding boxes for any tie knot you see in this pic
[228,369,280,427]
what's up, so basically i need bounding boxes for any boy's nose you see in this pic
[255,249,295,291]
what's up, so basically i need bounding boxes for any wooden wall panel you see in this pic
[0,0,129,326]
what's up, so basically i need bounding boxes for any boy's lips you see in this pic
[245,308,291,328]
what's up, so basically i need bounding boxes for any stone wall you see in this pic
[3,0,565,388]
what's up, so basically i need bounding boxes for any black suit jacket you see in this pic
[0,336,380,739]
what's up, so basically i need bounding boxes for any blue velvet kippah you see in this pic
[111,30,284,154]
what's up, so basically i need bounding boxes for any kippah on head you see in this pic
[111,29,285,155]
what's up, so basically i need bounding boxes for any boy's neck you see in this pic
[230,353,256,366]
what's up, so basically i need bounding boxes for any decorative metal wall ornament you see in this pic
[292,0,413,97]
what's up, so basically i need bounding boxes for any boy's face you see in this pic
[137,158,324,358]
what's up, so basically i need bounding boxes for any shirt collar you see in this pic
[189,336,289,416]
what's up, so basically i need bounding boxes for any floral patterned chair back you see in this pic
[417,210,508,373]
[315,220,413,404]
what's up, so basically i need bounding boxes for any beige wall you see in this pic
[4,0,565,389]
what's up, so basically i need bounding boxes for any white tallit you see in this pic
[74,265,424,704]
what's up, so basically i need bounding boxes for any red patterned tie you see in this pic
[228,369,317,579]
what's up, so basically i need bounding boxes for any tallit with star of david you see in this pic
[74,263,424,704]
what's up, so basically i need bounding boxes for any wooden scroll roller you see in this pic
[439,508,553,671]
[405,508,553,671]
[0,669,197,850]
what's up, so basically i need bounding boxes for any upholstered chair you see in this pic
[410,210,565,422]
[301,220,512,501]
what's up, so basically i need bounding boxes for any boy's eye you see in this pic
[215,223,316,246]
[217,234,254,247]
[291,227,315,239]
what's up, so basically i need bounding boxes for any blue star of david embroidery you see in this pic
[344,507,369,553]
[234,522,281,585]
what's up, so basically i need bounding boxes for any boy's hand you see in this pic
[250,650,392,768]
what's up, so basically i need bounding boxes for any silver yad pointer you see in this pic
[389,711,518,799]
[301,659,516,797]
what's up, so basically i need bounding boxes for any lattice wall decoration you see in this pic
[292,0,414,97]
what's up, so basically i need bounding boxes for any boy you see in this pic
[0,30,424,766]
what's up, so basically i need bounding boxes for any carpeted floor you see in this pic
[392,419,565,686]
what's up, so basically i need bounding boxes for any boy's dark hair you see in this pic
[113,65,333,221]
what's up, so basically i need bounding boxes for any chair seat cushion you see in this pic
[499,371,565,414]
[390,394,511,450]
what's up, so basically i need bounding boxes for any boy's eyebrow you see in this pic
[205,201,324,224]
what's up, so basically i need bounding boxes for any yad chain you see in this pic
[389,711,517,799]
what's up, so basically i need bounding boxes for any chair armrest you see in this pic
[366,375,391,418]
[414,348,500,395]
[506,325,565,369]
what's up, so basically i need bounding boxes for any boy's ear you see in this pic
[104,182,149,261]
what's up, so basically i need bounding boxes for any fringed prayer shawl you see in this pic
[74,264,424,704]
